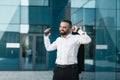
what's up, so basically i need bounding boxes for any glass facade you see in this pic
[71,0,95,71]
[71,0,120,80]
[0,0,69,70]
[0,0,20,70]
[95,0,117,79]
[117,0,120,80]
[20,0,50,70]
[0,0,50,70]
[71,0,95,80]
[20,34,47,70]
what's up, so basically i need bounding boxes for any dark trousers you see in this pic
[53,66,79,80]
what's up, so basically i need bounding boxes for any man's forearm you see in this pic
[77,29,91,44]
[44,35,57,51]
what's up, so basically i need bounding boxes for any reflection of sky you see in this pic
[85,59,93,65]
[0,0,20,5]
[71,0,95,8]
[20,24,29,33]
[0,4,20,39]
[0,5,20,32]
[21,0,49,6]
[0,25,20,39]
[21,0,29,6]
[0,25,19,32]
[0,0,28,40]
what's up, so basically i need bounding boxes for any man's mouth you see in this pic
[60,30,64,32]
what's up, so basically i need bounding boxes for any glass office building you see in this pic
[0,0,50,70]
[71,0,120,80]
[0,0,69,70]
[0,0,120,80]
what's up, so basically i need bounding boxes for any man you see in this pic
[44,19,91,80]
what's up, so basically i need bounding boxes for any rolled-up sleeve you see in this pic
[77,29,91,44]
[44,35,57,51]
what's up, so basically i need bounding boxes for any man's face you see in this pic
[59,22,71,35]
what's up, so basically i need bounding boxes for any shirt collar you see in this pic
[61,33,72,39]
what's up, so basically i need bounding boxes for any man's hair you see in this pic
[61,19,72,27]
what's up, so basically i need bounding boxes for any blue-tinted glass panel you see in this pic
[0,6,20,24]
[83,8,95,72]
[95,72,116,80]
[117,27,120,71]
[84,8,95,25]
[118,0,120,9]
[21,36,33,70]
[71,8,83,25]
[83,0,95,8]
[35,36,47,70]
[117,72,120,80]
[95,26,116,80]
[117,10,120,28]
[21,6,29,24]
[71,8,79,14]
[29,25,49,34]
[71,0,89,8]
[96,0,116,9]
[96,10,116,71]
[29,7,50,24]
[117,1,120,80]
[0,24,19,32]
[0,24,20,70]
[0,0,20,5]
[29,0,49,6]
[96,10,117,28]
[95,0,116,80]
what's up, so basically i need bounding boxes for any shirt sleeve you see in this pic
[77,29,92,44]
[44,35,57,51]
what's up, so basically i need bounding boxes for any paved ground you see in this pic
[0,71,53,80]
[0,71,119,80]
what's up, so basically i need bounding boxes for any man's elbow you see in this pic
[83,37,92,44]
[46,48,54,52]
[46,48,51,51]
[88,38,92,43]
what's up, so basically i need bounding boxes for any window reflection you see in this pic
[35,36,47,70]
[0,0,20,5]
[0,24,20,70]
[29,0,49,6]
[71,1,95,72]
[0,6,20,24]
[22,36,33,70]
[21,0,49,6]
[117,0,120,73]
[29,25,49,34]
[21,6,29,24]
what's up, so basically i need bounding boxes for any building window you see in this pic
[20,24,49,34]
[21,0,49,6]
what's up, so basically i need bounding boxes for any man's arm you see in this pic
[77,29,91,44]
[44,28,57,51]
[72,26,91,44]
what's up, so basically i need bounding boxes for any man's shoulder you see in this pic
[71,34,80,37]
[56,37,61,40]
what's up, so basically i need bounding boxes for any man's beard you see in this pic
[59,30,69,35]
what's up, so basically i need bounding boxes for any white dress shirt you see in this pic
[44,29,91,65]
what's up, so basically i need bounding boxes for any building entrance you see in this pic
[20,34,48,70]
